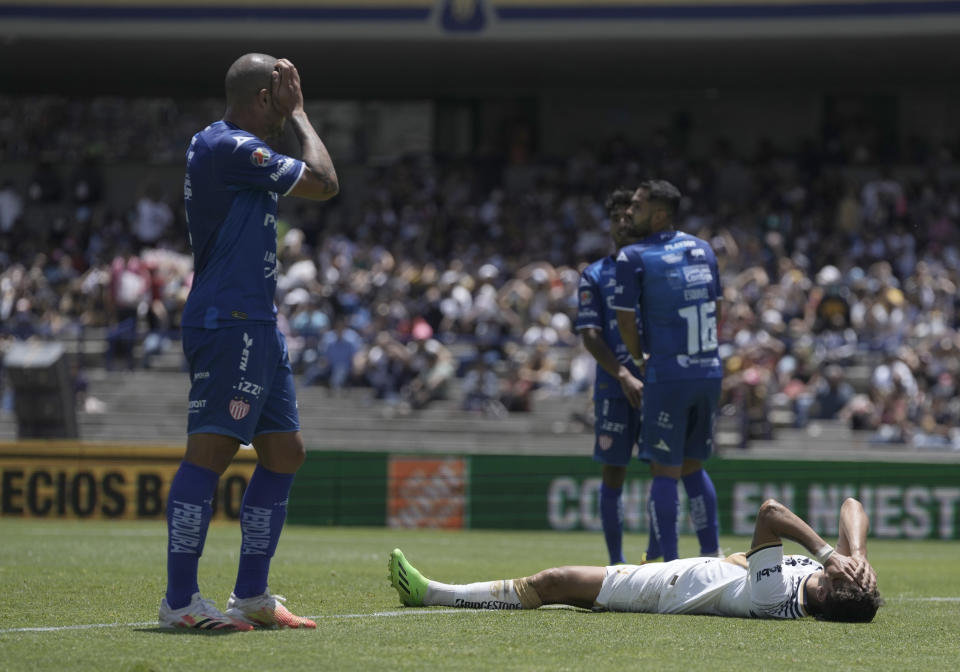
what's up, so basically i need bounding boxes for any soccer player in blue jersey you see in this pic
[158,53,339,631]
[612,180,723,563]
[575,188,644,564]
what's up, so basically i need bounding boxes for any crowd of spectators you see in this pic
[2,96,960,449]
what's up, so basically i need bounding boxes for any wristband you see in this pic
[815,544,834,565]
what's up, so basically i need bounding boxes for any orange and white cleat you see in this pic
[225,590,317,629]
[159,592,254,631]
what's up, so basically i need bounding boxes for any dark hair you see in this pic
[816,584,884,623]
[640,179,682,214]
[604,188,634,213]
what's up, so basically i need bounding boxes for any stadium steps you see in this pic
[0,410,15,440]
[716,414,745,450]
[52,327,185,372]
[0,370,759,452]
[70,405,581,437]
[62,338,109,369]
[3,371,589,452]
[740,420,960,463]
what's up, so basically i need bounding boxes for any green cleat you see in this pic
[388,548,429,607]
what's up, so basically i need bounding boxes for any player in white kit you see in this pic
[389,497,881,622]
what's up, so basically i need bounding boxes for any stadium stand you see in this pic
[2,82,960,456]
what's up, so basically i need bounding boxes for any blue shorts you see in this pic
[639,378,721,467]
[183,324,300,444]
[593,397,642,467]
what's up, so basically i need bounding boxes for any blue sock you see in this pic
[683,469,720,556]
[165,461,219,609]
[645,507,662,561]
[649,476,679,561]
[599,482,624,564]
[234,464,295,599]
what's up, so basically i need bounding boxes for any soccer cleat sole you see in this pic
[161,616,253,632]
[225,603,317,630]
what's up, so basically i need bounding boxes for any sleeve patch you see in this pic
[250,146,272,166]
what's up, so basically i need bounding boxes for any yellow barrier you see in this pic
[0,441,256,520]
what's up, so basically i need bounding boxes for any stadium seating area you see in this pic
[2,95,960,452]
[0,368,588,451]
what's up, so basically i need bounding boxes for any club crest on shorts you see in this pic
[250,146,271,167]
[598,434,613,451]
[229,397,251,420]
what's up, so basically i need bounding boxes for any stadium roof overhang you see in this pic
[3,0,960,97]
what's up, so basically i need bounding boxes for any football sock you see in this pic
[165,461,219,610]
[649,476,680,561]
[682,468,720,556]
[645,525,663,562]
[233,464,295,599]
[599,482,625,564]
[425,577,542,610]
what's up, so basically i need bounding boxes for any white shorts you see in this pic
[594,560,705,612]
[595,551,811,617]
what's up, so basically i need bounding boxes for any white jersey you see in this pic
[595,543,820,619]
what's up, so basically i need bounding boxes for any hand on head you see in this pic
[823,551,859,587]
[853,557,878,593]
[825,552,877,593]
[270,58,304,119]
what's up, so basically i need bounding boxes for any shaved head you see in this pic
[225,53,277,108]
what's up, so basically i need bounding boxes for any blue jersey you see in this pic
[575,255,642,400]
[612,230,723,383]
[182,120,305,329]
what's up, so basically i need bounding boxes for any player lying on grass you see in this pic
[389,497,882,622]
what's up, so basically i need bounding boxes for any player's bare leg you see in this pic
[526,566,606,609]
[252,429,306,474]
[185,432,242,473]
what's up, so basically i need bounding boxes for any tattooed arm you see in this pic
[272,58,339,201]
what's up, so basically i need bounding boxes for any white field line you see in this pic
[14,529,166,537]
[0,608,487,634]
[1,599,957,634]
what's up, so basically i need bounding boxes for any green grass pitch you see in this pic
[0,519,958,671]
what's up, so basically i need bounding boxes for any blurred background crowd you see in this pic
[1,95,959,449]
